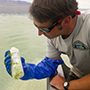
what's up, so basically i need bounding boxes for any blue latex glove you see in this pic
[4,50,64,80]
[4,50,25,77]
[4,50,12,76]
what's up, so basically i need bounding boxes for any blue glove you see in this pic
[20,57,64,80]
[4,50,64,80]
[4,50,12,76]
[4,50,25,76]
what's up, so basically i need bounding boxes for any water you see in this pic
[0,14,47,90]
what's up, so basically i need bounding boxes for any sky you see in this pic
[16,0,90,9]
[77,0,90,9]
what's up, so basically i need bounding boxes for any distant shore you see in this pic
[0,0,31,14]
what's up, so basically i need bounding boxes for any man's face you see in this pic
[34,20,64,39]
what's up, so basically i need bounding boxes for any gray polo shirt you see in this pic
[46,10,90,75]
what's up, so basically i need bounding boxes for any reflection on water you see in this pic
[0,14,46,90]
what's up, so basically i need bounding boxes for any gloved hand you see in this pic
[4,50,12,76]
[4,50,25,77]
[4,50,64,80]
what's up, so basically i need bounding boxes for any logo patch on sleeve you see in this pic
[73,40,89,50]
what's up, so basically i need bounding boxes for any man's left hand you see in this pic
[50,75,66,90]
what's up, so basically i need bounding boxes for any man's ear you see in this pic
[63,15,72,27]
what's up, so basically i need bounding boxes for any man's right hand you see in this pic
[4,50,12,76]
[4,50,25,77]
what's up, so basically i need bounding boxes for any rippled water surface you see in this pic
[0,14,47,90]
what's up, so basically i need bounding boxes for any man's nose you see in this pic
[38,29,44,36]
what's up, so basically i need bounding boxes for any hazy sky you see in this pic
[77,0,90,9]
[17,0,90,9]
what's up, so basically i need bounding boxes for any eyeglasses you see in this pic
[34,19,63,33]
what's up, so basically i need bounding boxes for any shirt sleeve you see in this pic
[88,25,90,48]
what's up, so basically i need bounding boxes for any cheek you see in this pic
[44,27,62,38]
[51,28,61,35]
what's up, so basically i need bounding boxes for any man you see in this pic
[4,0,90,90]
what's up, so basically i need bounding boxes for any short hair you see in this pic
[29,0,78,23]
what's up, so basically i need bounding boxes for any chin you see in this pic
[44,34,56,39]
[47,37,55,39]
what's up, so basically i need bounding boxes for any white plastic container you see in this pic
[10,47,24,79]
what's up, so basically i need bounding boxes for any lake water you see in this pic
[0,14,47,90]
